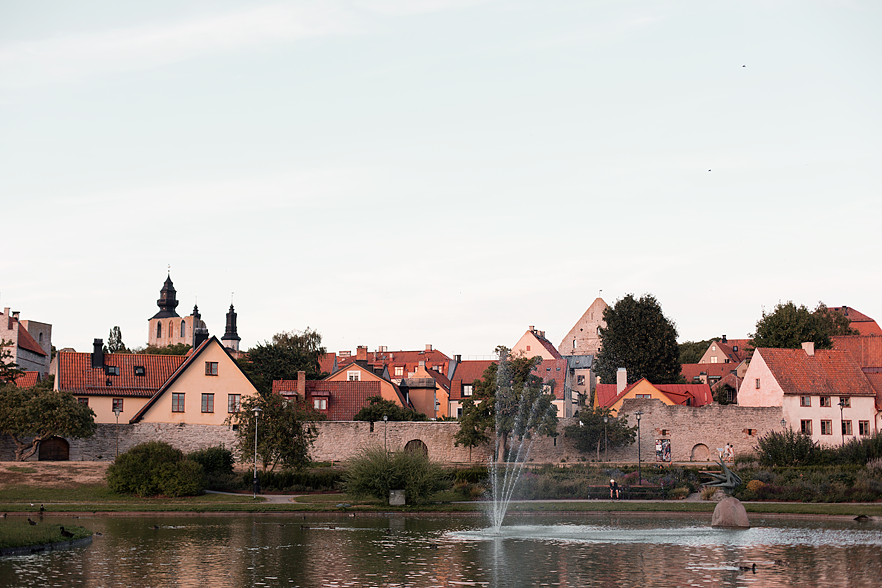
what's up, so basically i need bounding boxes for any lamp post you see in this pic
[838,398,846,446]
[781,418,787,429]
[383,414,388,452]
[635,410,643,485]
[252,406,262,499]
[603,415,609,462]
[113,406,121,458]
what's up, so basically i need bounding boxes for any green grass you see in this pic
[0,520,91,549]
[5,466,38,474]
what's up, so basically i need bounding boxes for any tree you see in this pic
[564,406,636,460]
[132,343,191,355]
[457,352,558,462]
[104,326,130,354]
[678,339,716,364]
[0,339,24,384]
[0,383,97,461]
[238,328,327,395]
[353,396,427,422]
[749,301,857,351]
[226,393,324,472]
[595,293,681,385]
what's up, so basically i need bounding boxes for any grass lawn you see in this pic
[0,520,91,549]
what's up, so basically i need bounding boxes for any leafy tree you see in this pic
[103,326,130,354]
[595,293,681,385]
[133,343,191,355]
[0,339,24,384]
[749,301,857,351]
[564,406,636,460]
[713,383,736,405]
[0,383,97,461]
[343,445,448,505]
[353,396,427,422]
[678,339,716,364]
[226,393,324,472]
[459,352,558,462]
[238,328,327,395]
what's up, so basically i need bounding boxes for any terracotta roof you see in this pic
[534,335,563,360]
[15,326,47,357]
[12,371,40,388]
[862,370,882,410]
[832,335,882,368]
[277,380,383,421]
[594,383,622,408]
[596,379,712,408]
[530,358,569,400]
[449,360,496,400]
[334,348,451,377]
[57,350,187,397]
[830,307,882,336]
[319,352,337,375]
[681,363,739,382]
[322,363,412,409]
[757,347,876,397]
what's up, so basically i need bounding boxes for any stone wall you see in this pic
[1,399,783,464]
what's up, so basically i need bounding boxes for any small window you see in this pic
[106,366,119,376]
[820,396,831,407]
[800,396,811,407]
[840,397,851,408]
[733,345,739,352]
[660,429,670,436]
[755,379,760,389]
[39,333,43,343]
[820,420,833,435]
[742,428,757,436]
[546,367,551,372]
[157,322,162,338]
[526,345,531,351]
[859,421,870,436]
[635,394,651,399]
[201,393,214,413]
[842,420,853,436]
[134,366,145,376]
[394,366,404,377]
[180,320,186,338]
[457,407,463,418]
[112,398,123,413]
[228,394,241,413]
[313,398,327,410]
[462,384,473,397]
[172,393,185,413]
[711,356,718,363]
[347,371,360,381]
[556,367,561,371]
[78,397,89,406]
[205,362,218,376]
[801,420,812,435]
[576,375,585,386]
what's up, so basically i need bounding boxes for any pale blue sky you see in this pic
[2,1,880,357]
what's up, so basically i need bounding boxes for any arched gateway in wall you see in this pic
[404,439,428,457]
[39,437,70,461]
[690,443,710,462]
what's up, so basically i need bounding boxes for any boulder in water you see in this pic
[711,496,750,528]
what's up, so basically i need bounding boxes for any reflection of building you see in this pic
[1,306,52,376]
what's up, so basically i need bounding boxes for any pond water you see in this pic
[2,512,881,587]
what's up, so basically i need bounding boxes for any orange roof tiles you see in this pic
[830,306,882,336]
[12,371,40,388]
[861,370,882,410]
[15,327,46,357]
[681,363,739,382]
[757,347,876,398]
[277,379,383,421]
[449,360,496,401]
[832,335,882,368]
[595,379,712,408]
[57,350,187,397]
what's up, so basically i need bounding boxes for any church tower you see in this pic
[147,274,207,348]
[221,304,241,352]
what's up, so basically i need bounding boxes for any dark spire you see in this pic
[192,303,201,320]
[221,304,241,350]
[151,274,180,319]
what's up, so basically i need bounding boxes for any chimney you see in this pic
[425,344,432,352]
[3,307,10,329]
[356,345,368,361]
[721,334,727,343]
[297,371,306,397]
[419,360,426,368]
[454,354,461,363]
[616,368,627,394]
[802,342,815,356]
[379,345,387,353]
[194,328,209,349]
[92,339,104,369]
[528,325,535,332]
[11,311,20,321]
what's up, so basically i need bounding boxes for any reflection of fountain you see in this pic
[486,358,556,532]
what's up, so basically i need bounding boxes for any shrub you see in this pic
[188,445,234,477]
[867,457,882,473]
[669,487,690,500]
[833,431,882,465]
[343,446,448,505]
[700,486,718,501]
[746,479,765,493]
[454,466,489,484]
[107,441,205,497]
[755,428,820,467]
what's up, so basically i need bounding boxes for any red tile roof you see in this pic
[319,352,337,375]
[277,380,383,421]
[832,335,882,368]
[449,360,496,400]
[708,339,750,363]
[757,347,876,397]
[596,379,712,408]
[594,383,621,408]
[532,358,568,400]
[334,348,451,378]
[862,369,882,410]
[15,326,47,357]
[57,350,187,397]
[830,307,882,336]
[681,363,740,382]
[12,371,40,388]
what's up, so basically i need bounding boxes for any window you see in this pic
[755,378,760,389]
[840,397,851,408]
[201,393,214,413]
[228,394,241,413]
[394,366,404,377]
[743,429,757,436]
[462,384,473,397]
[526,345,531,351]
[112,398,123,413]
[180,320,186,338]
[314,398,327,410]
[134,366,145,376]
[842,420,853,436]
[205,362,218,376]
[576,375,585,386]
[859,421,870,436]
[801,420,812,435]
[733,345,739,352]
[78,397,89,406]
[347,371,360,381]
[820,420,833,435]
[711,356,718,363]
[172,393,185,412]
[39,333,43,343]
[572,339,576,349]
[546,367,551,372]
[457,407,463,418]
[636,394,652,399]
[157,322,162,338]
[800,396,811,407]
[106,366,119,376]
[820,396,831,407]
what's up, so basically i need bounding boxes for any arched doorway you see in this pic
[404,439,428,457]
[39,437,70,461]
[690,443,709,462]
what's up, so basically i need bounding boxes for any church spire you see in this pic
[151,273,180,319]
[221,303,241,352]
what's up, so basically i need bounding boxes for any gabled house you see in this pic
[322,361,412,412]
[559,297,608,357]
[510,326,574,416]
[681,361,748,395]
[738,343,879,445]
[594,369,712,414]
[698,336,750,365]
[1,307,51,376]
[448,359,497,418]
[333,345,451,384]
[273,372,382,421]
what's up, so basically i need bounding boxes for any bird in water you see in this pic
[39,504,45,515]
[854,515,869,521]
[60,526,74,538]
[28,518,37,526]
[738,563,756,572]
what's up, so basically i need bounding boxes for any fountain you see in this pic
[485,356,558,532]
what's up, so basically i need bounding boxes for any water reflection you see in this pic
[1,513,880,587]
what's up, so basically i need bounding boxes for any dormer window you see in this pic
[134,366,145,376]
[106,366,119,376]
[733,346,739,352]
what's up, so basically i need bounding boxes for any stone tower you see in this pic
[147,275,207,348]
[221,304,241,352]
[559,297,608,357]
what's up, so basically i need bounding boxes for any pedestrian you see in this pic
[609,479,621,499]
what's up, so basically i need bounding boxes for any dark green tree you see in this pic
[226,393,324,472]
[0,339,24,384]
[353,396,427,422]
[595,293,681,385]
[238,328,327,395]
[133,343,191,355]
[749,301,857,351]
[104,326,130,353]
[564,406,636,460]
[453,396,493,462]
[678,339,717,364]
[0,383,97,461]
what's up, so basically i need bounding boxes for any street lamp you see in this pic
[635,410,643,486]
[252,406,262,499]
[603,415,609,462]
[781,418,787,429]
[383,414,388,452]
[838,398,846,446]
[113,405,122,458]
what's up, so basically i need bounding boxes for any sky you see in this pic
[2,0,880,359]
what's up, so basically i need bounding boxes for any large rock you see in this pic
[711,496,750,528]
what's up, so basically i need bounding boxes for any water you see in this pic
[2,513,881,587]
